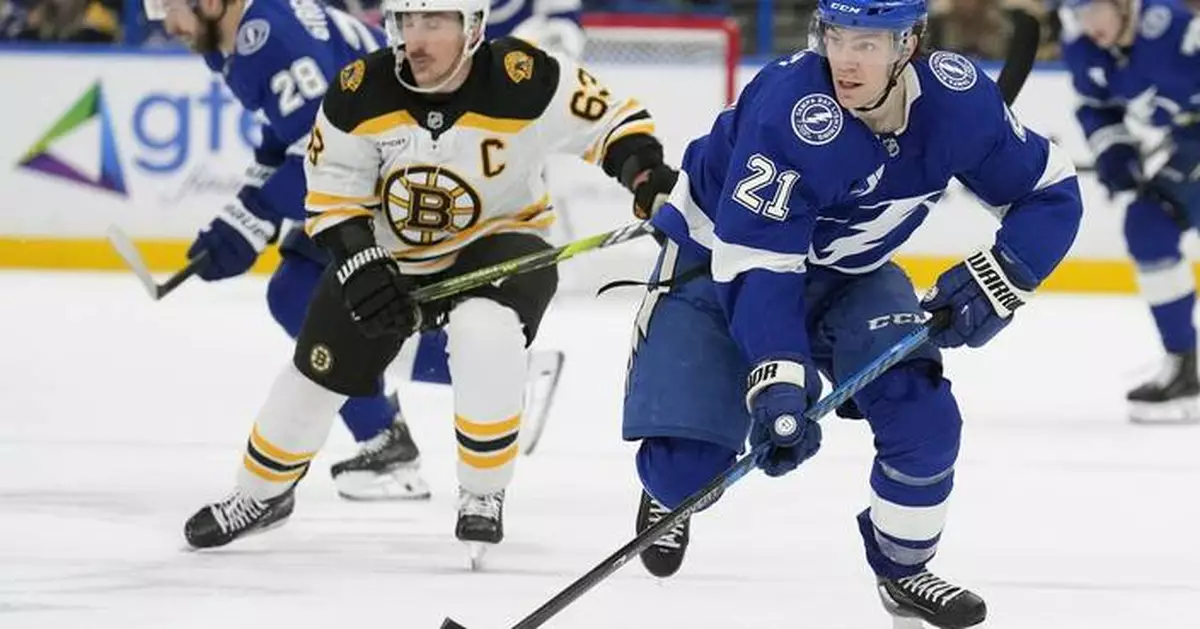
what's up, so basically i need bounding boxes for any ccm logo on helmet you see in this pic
[830,3,863,12]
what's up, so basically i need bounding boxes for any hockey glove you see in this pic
[746,358,823,477]
[921,244,1036,349]
[1094,143,1142,197]
[629,164,679,220]
[318,219,422,339]
[187,185,281,281]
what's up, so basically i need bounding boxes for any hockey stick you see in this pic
[106,225,209,301]
[440,311,950,629]
[996,7,1040,107]
[106,220,652,304]
[409,221,653,303]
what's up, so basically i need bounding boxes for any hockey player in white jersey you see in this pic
[183,0,677,567]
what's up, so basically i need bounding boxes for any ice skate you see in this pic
[184,487,295,549]
[520,349,565,455]
[635,489,690,578]
[1128,350,1200,424]
[331,398,431,500]
[876,569,987,629]
[456,488,505,570]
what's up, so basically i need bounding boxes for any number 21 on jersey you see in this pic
[733,154,800,221]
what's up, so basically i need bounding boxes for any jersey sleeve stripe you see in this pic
[661,170,716,249]
[304,207,375,236]
[305,191,379,206]
[1033,141,1076,192]
[711,234,808,284]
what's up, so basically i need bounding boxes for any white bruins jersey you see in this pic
[303,37,656,274]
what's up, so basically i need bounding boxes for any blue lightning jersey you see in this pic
[1059,0,1200,154]
[203,0,386,220]
[651,50,1082,365]
[489,0,580,37]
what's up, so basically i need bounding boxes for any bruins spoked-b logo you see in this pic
[382,165,483,246]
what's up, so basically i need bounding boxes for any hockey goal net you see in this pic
[581,13,740,107]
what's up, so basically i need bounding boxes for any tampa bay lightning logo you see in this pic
[791,93,843,146]
[929,51,977,92]
[236,19,271,56]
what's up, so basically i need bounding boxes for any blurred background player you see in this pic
[143,0,565,502]
[489,0,585,58]
[1058,0,1200,423]
[182,0,676,568]
[621,0,1080,625]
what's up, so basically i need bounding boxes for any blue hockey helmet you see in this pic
[814,0,928,32]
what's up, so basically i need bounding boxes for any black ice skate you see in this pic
[456,488,505,570]
[635,490,690,578]
[876,569,987,629]
[330,399,431,500]
[184,487,295,549]
[1128,350,1200,424]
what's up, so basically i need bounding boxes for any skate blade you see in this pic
[891,615,925,629]
[334,467,432,501]
[1129,396,1200,425]
[464,541,491,571]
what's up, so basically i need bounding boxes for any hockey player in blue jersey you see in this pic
[621,0,1082,626]
[145,0,565,502]
[1058,0,1200,423]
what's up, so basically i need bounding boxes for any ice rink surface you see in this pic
[2,270,1198,629]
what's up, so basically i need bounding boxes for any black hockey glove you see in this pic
[628,163,679,220]
[316,219,422,339]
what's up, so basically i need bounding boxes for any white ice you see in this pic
[1,270,1198,629]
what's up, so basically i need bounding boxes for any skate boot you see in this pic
[520,350,565,455]
[876,569,987,629]
[456,488,505,570]
[635,490,690,578]
[1128,350,1200,424]
[184,487,296,549]
[331,395,432,500]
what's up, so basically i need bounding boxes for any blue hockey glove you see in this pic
[745,358,823,477]
[187,185,280,281]
[1094,143,1141,197]
[920,245,1036,349]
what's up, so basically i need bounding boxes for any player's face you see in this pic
[823,27,903,109]
[160,0,226,53]
[1074,0,1124,47]
[401,12,468,88]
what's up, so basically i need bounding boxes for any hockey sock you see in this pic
[237,362,347,500]
[447,299,528,495]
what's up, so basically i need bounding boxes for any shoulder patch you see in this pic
[1140,6,1172,40]
[791,93,843,146]
[236,18,271,56]
[504,50,535,83]
[928,51,977,91]
[340,59,366,92]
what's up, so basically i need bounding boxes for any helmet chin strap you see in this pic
[853,61,904,113]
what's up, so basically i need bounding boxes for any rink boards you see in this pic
[0,45,1190,293]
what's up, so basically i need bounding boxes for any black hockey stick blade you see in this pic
[997,7,1041,106]
[439,314,949,629]
[105,225,208,300]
